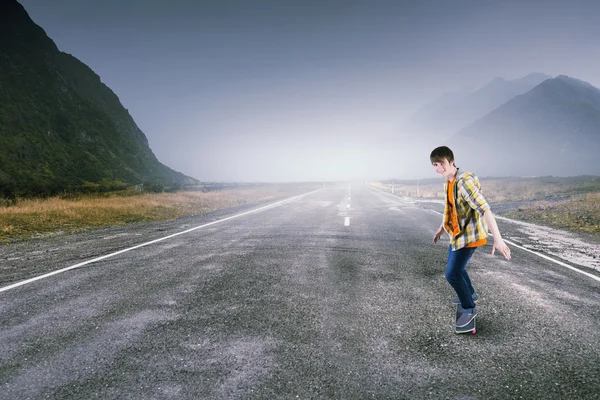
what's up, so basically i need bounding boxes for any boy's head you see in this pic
[430,146,455,166]
[430,146,458,179]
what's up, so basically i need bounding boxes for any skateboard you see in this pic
[455,305,476,334]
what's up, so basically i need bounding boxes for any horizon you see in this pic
[17,0,600,182]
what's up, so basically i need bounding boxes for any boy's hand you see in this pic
[433,228,444,244]
[491,238,511,260]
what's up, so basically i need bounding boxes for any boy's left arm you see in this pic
[482,210,511,260]
[459,178,511,260]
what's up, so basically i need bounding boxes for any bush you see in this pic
[144,180,164,193]
[0,182,17,206]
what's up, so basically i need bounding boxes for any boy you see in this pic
[430,146,511,329]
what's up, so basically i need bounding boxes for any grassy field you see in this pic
[504,193,600,233]
[0,184,320,243]
[2,177,599,243]
[371,176,600,234]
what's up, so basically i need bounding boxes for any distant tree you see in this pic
[165,182,182,193]
[0,182,17,206]
[144,179,164,193]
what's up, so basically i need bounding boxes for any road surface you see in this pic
[1,184,599,399]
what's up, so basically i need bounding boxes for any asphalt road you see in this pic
[1,184,599,399]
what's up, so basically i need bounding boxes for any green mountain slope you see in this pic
[0,0,198,196]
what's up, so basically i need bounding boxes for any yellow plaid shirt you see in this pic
[443,170,490,250]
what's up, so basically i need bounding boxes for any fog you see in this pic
[19,0,600,182]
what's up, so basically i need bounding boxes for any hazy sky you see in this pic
[19,0,600,182]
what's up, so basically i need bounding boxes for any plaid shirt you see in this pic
[443,170,490,250]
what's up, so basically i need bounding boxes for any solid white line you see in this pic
[429,210,599,282]
[0,189,322,294]
[367,185,415,204]
[502,238,600,283]
[372,186,600,283]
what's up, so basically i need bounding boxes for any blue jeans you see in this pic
[446,245,477,310]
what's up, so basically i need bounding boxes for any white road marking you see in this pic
[427,208,600,282]
[367,185,415,204]
[369,184,600,283]
[0,189,322,294]
[344,217,350,226]
[502,238,600,282]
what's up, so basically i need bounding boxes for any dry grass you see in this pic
[505,193,600,233]
[3,178,599,241]
[371,176,600,234]
[372,177,600,202]
[0,184,318,243]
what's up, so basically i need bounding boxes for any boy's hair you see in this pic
[430,146,457,167]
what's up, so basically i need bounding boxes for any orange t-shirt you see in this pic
[447,178,487,248]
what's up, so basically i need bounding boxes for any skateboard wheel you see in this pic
[472,329,476,334]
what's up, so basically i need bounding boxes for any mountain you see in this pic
[406,72,551,142]
[0,0,198,196]
[449,75,600,177]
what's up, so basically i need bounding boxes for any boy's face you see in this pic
[431,158,455,180]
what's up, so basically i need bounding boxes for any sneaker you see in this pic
[456,307,478,328]
[451,293,479,305]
